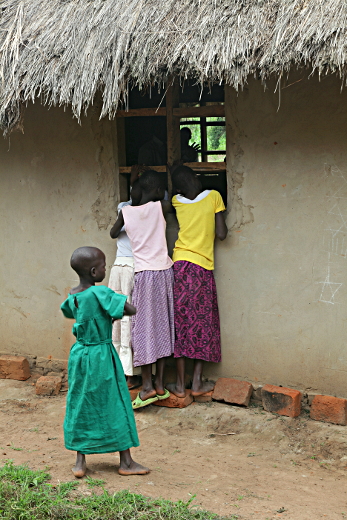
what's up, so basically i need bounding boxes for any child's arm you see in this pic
[110,210,125,239]
[215,212,228,241]
[112,301,136,323]
[124,302,136,316]
[161,200,174,216]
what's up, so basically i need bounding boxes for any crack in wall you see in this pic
[225,87,254,231]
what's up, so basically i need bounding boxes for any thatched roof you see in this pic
[0,0,346,133]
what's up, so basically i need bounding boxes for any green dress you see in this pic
[60,285,139,454]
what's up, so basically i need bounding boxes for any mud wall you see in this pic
[0,102,120,361]
[2,72,347,397]
[211,72,347,397]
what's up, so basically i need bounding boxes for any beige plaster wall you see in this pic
[211,72,347,397]
[0,102,120,361]
[2,73,347,397]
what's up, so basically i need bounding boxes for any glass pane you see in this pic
[180,123,202,162]
[206,119,226,152]
[180,117,200,123]
[207,154,226,162]
[205,116,225,123]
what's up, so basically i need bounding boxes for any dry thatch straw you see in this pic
[0,0,346,133]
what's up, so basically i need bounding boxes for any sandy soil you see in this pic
[1,378,347,520]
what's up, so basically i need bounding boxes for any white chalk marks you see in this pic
[317,253,343,305]
[317,165,347,304]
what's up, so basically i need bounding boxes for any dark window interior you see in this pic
[197,172,227,207]
[121,82,227,205]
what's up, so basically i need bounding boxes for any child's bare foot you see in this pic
[72,452,86,478]
[166,382,186,398]
[118,460,150,476]
[191,380,215,396]
[119,449,150,476]
[154,378,166,396]
[139,388,157,401]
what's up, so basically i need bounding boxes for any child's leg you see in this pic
[132,270,174,402]
[120,265,141,388]
[167,357,186,397]
[154,357,167,396]
[168,358,214,397]
[137,357,168,401]
[139,364,156,401]
[191,360,215,396]
[72,452,86,478]
[118,449,150,476]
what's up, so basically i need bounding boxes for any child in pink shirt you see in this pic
[111,170,174,408]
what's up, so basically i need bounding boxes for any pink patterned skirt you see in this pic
[174,260,221,363]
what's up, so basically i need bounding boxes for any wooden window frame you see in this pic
[116,82,226,195]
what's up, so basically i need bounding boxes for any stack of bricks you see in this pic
[4,353,347,427]
[31,356,67,395]
[153,390,193,408]
[36,375,62,396]
[129,387,194,408]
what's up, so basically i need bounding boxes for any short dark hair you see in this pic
[139,170,166,194]
[172,165,196,192]
[70,247,104,276]
[180,127,192,139]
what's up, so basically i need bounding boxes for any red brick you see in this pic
[35,376,61,396]
[153,390,193,408]
[261,384,301,418]
[310,395,347,425]
[212,378,253,406]
[194,391,213,403]
[0,355,30,381]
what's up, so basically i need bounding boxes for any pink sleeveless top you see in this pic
[122,201,173,273]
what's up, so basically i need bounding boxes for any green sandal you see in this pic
[132,392,159,409]
[156,389,170,401]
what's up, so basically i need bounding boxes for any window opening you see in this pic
[118,84,227,204]
[180,108,226,162]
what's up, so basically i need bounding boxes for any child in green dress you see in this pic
[61,246,149,478]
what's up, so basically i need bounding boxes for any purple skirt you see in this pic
[131,268,174,367]
[174,260,221,363]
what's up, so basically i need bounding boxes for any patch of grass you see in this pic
[55,480,79,497]
[0,462,231,520]
[85,476,106,489]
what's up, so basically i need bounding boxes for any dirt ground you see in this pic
[1,379,347,520]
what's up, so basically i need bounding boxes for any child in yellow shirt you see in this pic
[168,166,227,397]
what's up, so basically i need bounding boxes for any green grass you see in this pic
[0,462,237,520]
[85,476,106,489]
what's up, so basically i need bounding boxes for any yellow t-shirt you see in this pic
[172,190,225,270]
